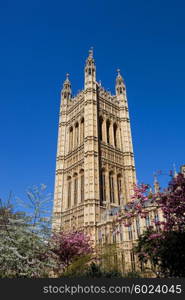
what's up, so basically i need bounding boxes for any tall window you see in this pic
[109,172,114,203]
[130,251,136,271]
[117,175,122,205]
[69,127,73,151]
[81,172,84,202]
[113,123,117,147]
[145,215,150,227]
[101,171,106,203]
[67,178,71,208]
[75,123,79,148]
[74,175,78,206]
[80,118,84,144]
[99,117,103,141]
[154,212,160,232]
[106,120,110,144]
[120,224,123,241]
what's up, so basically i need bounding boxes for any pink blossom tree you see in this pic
[127,173,185,277]
[113,173,185,232]
[51,231,93,274]
[157,173,185,232]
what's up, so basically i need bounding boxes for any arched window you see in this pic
[119,128,122,149]
[75,122,79,148]
[119,224,123,241]
[145,215,150,227]
[73,174,78,206]
[117,175,122,205]
[100,170,106,204]
[69,127,73,151]
[106,120,110,144]
[154,212,160,232]
[67,176,72,208]
[80,118,84,144]
[113,123,117,147]
[80,169,84,203]
[109,172,114,203]
[99,117,103,141]
[130,251,136,271]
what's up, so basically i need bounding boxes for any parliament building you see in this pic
[53,50,158,274]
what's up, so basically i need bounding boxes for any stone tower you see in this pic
[53,50,136,241]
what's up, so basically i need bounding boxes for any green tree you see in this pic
[0,185,55,278]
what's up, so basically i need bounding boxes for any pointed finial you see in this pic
[64,73,70,84]
[89,47,93,57]
[117,68,121,76]
[116,68,124,82]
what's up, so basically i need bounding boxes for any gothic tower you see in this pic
[53,50,136,241]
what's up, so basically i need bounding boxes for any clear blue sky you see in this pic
[0,0,185,203]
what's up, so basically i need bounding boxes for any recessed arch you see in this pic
[109,171,114,203]
[79,168,84,174]
[73,173,78,206]
[100,169,106,204]
[113,123,118,147]
[117,174,122,205]
[69,126,73,151]
[99,116,103,141]
[106,119,111,144]
[74,122,79,148]
[67,176,72,208]
[80,169,84,203]
[80,118,84,144]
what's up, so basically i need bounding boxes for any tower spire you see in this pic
[115,68,125,96]
[61,73,72,101]
[84,48,96,89]
[117,68,121,76]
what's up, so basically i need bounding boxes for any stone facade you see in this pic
[53,50,147,273]
[53,50,184,274]
[53,50,136,236]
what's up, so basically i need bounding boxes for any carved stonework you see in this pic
[52,51,137,263]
